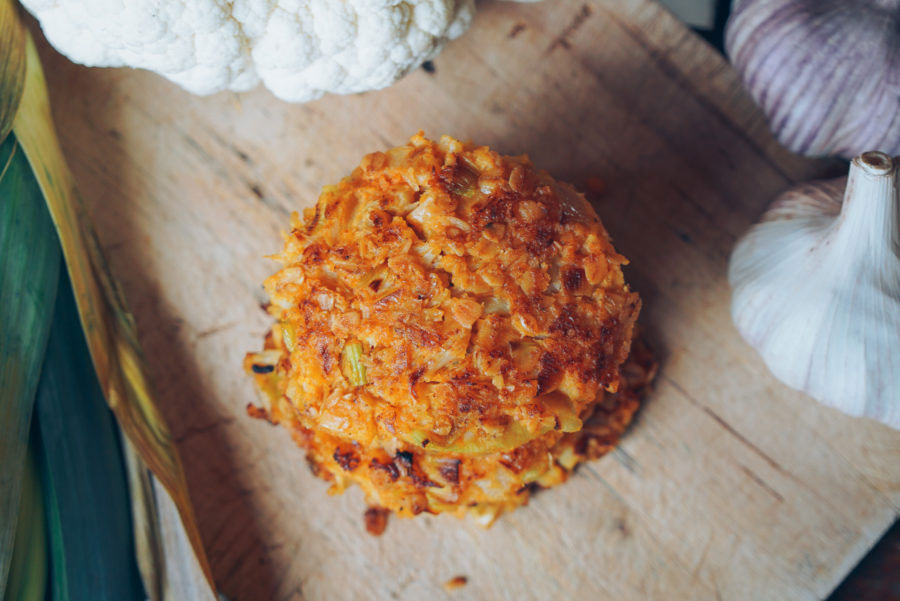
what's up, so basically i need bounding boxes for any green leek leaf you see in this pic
[0,133,59,594]
[35,270,145,601]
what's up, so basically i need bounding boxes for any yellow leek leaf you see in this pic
[8,18,215,599]
[3,439,47,601]
[0,0,24,140]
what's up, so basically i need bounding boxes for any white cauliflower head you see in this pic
[22,0,476,102]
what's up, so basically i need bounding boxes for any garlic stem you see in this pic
[830,152,900,262]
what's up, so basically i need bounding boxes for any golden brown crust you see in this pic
[246,133,649,524]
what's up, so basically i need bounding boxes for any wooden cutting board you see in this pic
[35,1,899,599]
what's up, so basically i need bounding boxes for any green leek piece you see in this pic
[341,341,367,386]
[557,409,583,433]
[280,321,296,352]
[519,456,551,484]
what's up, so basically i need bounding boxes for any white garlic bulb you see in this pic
[726,0,900,158]
[729,152,900,429]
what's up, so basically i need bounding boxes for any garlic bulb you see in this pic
[729,152,900,429]
[726,0,900,159]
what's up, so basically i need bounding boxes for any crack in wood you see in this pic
[196,321,239,339]
[547,4,593,53]
[665,376,788,476]
[508,22,527,39]
[738,463,785,503]
[612,446,642,477]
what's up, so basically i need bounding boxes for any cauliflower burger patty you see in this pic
[246,133,653,529]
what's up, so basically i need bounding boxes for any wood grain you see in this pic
[33,1,899,599]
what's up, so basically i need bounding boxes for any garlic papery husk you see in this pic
[726,0,900,159]
[729,152,900,429]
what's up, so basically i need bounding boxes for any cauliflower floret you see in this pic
[22,0,476,102]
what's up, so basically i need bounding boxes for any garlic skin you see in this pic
[726,0,900,159]
[729,152,900,429]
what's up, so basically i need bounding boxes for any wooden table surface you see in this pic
[35,1,899,599]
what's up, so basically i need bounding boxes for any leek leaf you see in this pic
[7,16,215,595]
[35,270,145,601]
[0,0,24,140]
[0,133,59,594]
[3,431,48,601]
